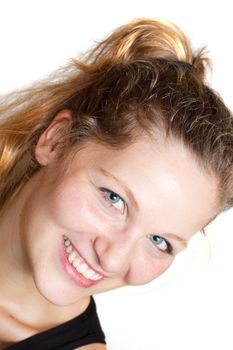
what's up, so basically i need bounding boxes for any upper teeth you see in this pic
[63,237,102,281]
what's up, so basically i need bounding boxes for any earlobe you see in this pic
[35,109,72,166]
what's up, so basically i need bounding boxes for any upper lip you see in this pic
[64,236,108,278]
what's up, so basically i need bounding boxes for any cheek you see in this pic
[46,179,85,226]
[126,255,174,285]
[47,183,102,233]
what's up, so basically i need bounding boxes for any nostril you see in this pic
[92,233,136,275]
[89,237,95,244]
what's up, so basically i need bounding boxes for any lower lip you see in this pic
[60,238,103,288]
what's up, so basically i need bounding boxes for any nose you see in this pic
[94,228,138,275]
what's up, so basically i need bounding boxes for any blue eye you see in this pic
[100,188,126,213]
[148,234,173,254]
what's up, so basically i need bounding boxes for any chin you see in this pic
[33,270,89,306]
[33,275,86,306]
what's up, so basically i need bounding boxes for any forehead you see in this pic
[70,137,218,236]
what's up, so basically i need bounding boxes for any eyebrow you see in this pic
[98,167,139,210]
[164,233,188,249]
[99,167,188,248]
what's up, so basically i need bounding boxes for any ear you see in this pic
[35,109,72,166]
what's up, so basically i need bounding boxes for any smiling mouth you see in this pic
[63,236,103,282]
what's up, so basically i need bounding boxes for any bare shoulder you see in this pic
[0,306,37,344]
[76,344,107,350]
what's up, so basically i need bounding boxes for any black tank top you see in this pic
[6,297,106,349]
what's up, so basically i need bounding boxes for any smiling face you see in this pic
[18,113,219,306]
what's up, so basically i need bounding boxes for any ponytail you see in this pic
[75,18,210,81]
[0,18,232,214]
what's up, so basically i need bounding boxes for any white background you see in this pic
[0,1,232,349]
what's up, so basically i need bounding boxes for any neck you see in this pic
[0,174,91,343]
[0,177,38,302]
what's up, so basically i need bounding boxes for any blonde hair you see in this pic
[0,18,232,216]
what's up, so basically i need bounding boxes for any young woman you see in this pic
[0,18,232,349]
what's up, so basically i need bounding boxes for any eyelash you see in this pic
[99,188,173,255]
[100,188,126,214]
[148,234,174,255]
